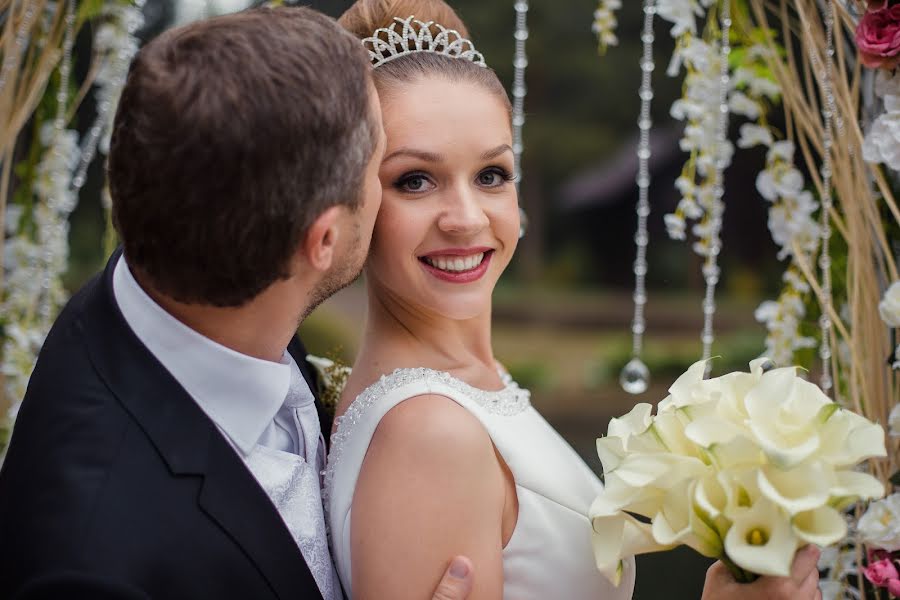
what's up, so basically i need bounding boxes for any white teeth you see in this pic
[424,252,485,273]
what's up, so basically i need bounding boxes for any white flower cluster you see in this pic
[591,359,886,584]
[753,140,821,262]
[880,281,900,370]
[863,70,900,172]
[2,1,144,423]
[662,28,779,258]
[664,36,733,257]
[2,125,78,410]
[657,0,715,38]
[93,1,144,157]
[858,494,900,552]
[592,0,621,53]
[754,268,818,366]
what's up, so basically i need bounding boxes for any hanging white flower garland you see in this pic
[2,0,144,426]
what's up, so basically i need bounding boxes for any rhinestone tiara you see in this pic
[362,15,487,69]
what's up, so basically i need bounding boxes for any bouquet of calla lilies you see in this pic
[591,359,888,585]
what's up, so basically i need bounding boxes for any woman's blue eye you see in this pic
[478,168,511,187]
[405,176,426,191]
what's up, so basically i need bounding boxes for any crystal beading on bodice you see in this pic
[323,367,530,508]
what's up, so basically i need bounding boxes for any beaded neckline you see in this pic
[323,367,531,508]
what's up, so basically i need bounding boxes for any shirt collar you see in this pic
[112,255,291,456]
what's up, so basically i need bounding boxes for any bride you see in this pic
[326,1,823,598]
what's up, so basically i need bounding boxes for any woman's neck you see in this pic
[354,287,499,386]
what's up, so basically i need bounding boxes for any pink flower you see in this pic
[889,577,900,597]
[856,4,900,69]
[863,558,900,587]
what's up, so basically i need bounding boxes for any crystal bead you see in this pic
[514,1,528,12]
[620,358,650,395]
[514,29,529,41]
[518,206,528,239]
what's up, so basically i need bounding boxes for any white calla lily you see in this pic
[666,359,717,408]
[744,368,830,468]
[685,415,744,448]
[651,480,723,557]
[830,470,885,502]
[757,462,833,514]
[791,506,847,546]
[818,408,887,468]
[591,503,672,585]
[591,358,887,584]
[608,403,653,446]
[724,498,799,577]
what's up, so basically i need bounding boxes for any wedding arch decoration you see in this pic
[595,0,899,597]
[0,0,145,450]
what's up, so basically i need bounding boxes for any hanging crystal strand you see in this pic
[816,1,836,393]
[699,0,733,374]
[37,0,76,323]
[619,0,655,395]
[0,1,37,95]
[512,0,529,238]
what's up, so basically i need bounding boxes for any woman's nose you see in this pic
[437,186,490,235]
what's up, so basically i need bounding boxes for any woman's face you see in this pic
[366,77,519,321]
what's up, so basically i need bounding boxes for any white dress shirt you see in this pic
[112,255,339,599]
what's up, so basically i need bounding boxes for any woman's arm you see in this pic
[351,394,509,599]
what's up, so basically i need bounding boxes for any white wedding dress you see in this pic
[324,367,636,599]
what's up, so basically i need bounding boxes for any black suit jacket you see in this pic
[0,250,332,599]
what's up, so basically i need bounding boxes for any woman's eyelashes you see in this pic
[391,166,516,194]
[393,171,434,193]
[477,166,516,188]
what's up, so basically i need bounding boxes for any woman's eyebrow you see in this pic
[382,148,443,163]
[481,144,513,160]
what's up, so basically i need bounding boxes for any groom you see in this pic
[0,7,472,599]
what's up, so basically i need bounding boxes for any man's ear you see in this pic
[303,205,343,273]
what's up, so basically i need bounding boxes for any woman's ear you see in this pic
[302,205,343,273]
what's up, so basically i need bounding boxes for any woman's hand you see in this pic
[701,546,822,600]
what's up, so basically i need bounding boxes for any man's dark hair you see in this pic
[109,6,378,307]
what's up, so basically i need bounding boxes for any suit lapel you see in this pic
[81,250,322,600]
[198,432,321,599]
